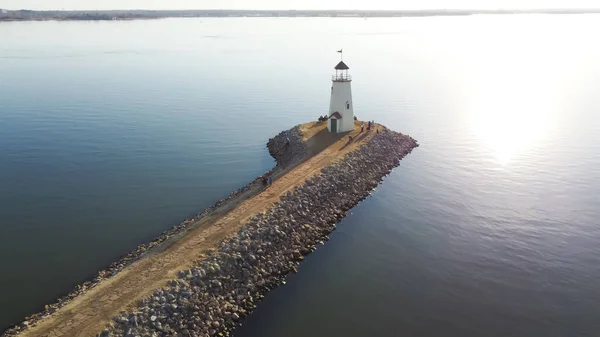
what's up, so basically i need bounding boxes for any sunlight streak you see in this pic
[463,23,561,165]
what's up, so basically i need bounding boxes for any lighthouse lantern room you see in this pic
[328,53,355,133]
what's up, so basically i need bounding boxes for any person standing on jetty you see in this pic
[361,122,365,133]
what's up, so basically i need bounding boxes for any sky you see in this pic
[1,0,598,10]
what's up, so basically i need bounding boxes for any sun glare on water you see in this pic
[461,21,566,166]
[467,77,555,165]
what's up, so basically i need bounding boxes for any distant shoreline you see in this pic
[1,9,600,22]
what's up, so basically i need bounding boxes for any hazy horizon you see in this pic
[1,0,599,11]
[4,8,600,11]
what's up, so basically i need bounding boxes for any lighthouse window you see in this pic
[346,102,350,109]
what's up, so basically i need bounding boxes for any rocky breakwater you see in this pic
[101,129,418,337]
[266,125,308,168]
[1,127,307,337]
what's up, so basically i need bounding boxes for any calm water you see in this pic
[1,15,600,336]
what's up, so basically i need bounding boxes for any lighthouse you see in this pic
[327,54,354,133]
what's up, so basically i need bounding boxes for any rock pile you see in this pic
[1,127,307,337]
[267,126,308,168]
[102,130,418,337]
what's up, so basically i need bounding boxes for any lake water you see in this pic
[1,15,600,336]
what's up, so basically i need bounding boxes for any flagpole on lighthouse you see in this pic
[337,49,343,61]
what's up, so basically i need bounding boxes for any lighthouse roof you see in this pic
[334,61,349,70]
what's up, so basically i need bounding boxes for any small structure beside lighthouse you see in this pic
[327,52,355,133]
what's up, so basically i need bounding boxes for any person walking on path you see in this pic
[268,176,273,185]
[361,122,364,133]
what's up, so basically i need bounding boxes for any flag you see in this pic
[337,49,343,53]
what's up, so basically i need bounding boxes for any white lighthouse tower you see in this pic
[327,53,354,133]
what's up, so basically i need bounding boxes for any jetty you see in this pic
[2,120,417,337]
[2,57,418,337]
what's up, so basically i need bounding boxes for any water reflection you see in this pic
[461,22,566,165]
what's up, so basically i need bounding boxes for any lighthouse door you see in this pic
[331,119,337,133]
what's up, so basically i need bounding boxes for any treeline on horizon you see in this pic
[1,8,600,21]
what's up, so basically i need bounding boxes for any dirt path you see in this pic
[18,122,375,337]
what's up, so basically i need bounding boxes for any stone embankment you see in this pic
[1,128,306,337]
[101,129,418,337]
[266,125,308,168]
